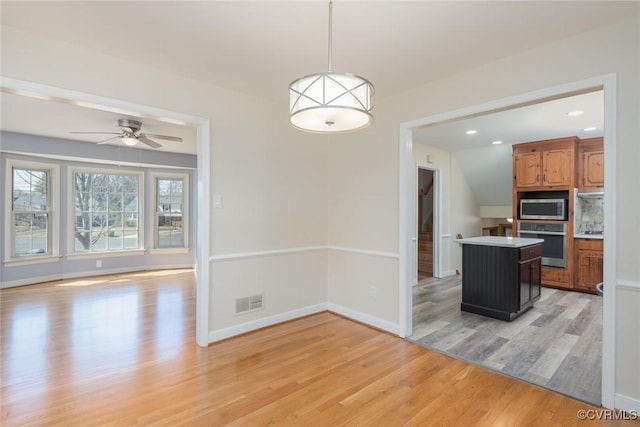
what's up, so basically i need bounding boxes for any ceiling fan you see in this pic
[70,119,183,148]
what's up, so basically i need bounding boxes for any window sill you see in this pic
[3,255,63,267]
[65,250,145,260]
[148,247,190,255]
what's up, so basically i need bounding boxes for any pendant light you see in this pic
[289,1,374,133]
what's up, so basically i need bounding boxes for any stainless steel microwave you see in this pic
[520,198,567,220]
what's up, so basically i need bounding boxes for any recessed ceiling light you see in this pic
[465,130,477,135]
[583,126,597,132]
[492,140,503,145]
[567,110,584,117]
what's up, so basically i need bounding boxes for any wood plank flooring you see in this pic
[409,275,603,405]
[2,270,632,426]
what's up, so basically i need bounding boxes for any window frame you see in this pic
[150,172,189,253]
[4,158,60,265]
[67,166,144,257]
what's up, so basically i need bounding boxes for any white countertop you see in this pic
[455,236,544,248]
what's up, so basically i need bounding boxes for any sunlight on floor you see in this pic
[54,269,193,287]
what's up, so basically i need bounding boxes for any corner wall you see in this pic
[327,15,640,408]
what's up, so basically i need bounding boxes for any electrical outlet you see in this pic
[96,260,102,268]
[370,286,377,298]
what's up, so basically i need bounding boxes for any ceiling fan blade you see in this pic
[142,133,183,142]
[96,136,122,145]
[70,131,122,135]
[138,135,162,149]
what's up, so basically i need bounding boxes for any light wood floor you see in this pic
[1,270,634,426]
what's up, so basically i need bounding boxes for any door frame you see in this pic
[415,164,442,281]
[398,74,616,408]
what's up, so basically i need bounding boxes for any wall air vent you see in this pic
[235,294,264,315]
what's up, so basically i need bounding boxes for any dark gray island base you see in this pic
[455,236,544,321]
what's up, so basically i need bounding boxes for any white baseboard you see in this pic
[614,393,640,415]
[328,302,399,335]
[207,302,328,343]
[0,264,194,288]
[439,270,457,278]
[617,279,640,291]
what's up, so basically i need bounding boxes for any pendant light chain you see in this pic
[328,1,333,72]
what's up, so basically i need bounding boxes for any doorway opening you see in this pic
[417,168,434,281]
[399,75,616,408]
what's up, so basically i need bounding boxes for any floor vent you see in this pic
[235,294,264,315]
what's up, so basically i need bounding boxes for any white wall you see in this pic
[327,15,640,405]
[1,26,329,337]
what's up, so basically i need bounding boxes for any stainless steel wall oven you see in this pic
[517,222,567,268]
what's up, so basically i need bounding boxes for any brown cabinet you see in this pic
[575,239,603,293]
[514,152,541,188]
[513,138,577,190]
[578,137,604,188]
[543,148,573,187]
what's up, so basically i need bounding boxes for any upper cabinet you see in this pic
[513,137,578,190]
[578,137,604,188]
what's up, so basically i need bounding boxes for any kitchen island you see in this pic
[455,236,543,321]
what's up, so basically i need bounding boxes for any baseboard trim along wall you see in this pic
[614,393,640,416]
[0,264,194,288]
[328,302,399,335]
[208,303,328,343]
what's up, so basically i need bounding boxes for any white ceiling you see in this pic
[0,2,625,159]
[1,1,635,102]
[413,91,604,207]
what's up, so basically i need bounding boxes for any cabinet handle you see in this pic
[536,174,539,182]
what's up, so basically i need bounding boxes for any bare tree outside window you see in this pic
[74,171,139,252]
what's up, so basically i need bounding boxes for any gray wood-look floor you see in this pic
[408,275,602,405]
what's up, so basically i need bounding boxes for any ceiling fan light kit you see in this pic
[70,118,182,149]
[289,1,374,134]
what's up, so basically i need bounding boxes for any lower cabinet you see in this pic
[575,238,603,293]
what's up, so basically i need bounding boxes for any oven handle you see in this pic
[518,230,567,236]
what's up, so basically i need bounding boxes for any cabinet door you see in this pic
[543,148,572,186]
[576,248,603,292]
[514,152,540,188]
[582,151,604,188]
[519,258,541,307]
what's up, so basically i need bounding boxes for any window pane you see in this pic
[14,213,48,256]
[72,171,139,253]
[124,194,138,212]
[91,231,107,251]
[109,193,123,212]
[92,174,108,192]
[13,168,48,212]
[124,230,138,249]
[107,229,123,250]
[12,167,51,258]
[156,177,185,248]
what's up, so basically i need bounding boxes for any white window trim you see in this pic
[68,166,144,255]
[150,172,189,252]
[4,158,60,264]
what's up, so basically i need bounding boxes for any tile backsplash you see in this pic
[575,197,604,233]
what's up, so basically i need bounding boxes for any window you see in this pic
[5,160,59,262]
[154,174,188,249]
[72,170,142,253]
